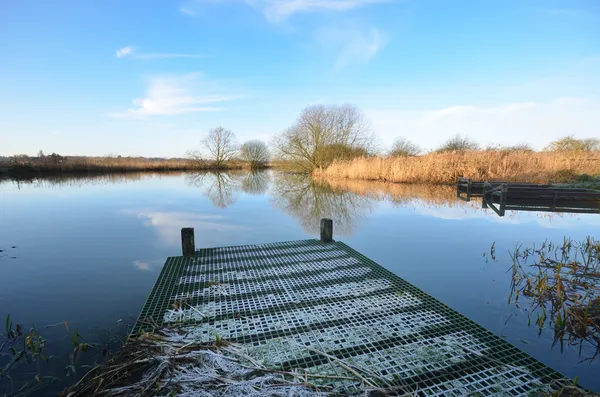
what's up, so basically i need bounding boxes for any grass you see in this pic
[313,151,600,185]
[0,155,273,176]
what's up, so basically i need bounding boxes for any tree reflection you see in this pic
[186,172,241,208]
[186,171,272,208]
[271,173,373,235]
[241,171,271,195]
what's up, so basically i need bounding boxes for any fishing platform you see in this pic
[134,220,571,396]
[457,177,600,216]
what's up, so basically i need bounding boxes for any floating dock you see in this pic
[133,220,570,396]
[457,177,600,216]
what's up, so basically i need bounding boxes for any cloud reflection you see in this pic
[121,209,246,246]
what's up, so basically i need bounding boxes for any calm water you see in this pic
[1,171,599,394]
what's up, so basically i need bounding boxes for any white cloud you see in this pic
[366,97,600,151]
[316,26,388,68]
[180,0,391,22]
[115,46,133,58]
[115,46,207,60]
[246,0,392,22]
[109,73,238,119]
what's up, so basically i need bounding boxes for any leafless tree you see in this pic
[240,140,270,169]
[272,104,374,172]
[436,134,480,153]
[389,138,421,157]
[200,126,238,167]
[544,136,600,152]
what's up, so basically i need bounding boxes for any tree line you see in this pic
[193,103,599,173]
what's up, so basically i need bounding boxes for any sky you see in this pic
[1,0,599,157]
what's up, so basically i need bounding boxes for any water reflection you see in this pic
[185,171,272,207]
[0,171,184,188]
[271,173,374,235]
[241,171,271,195]
[186,172,240,208]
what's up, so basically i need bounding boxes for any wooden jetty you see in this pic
[131,219,574,396]
[457,177,600,216]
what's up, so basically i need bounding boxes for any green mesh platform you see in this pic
[134,239,568,396]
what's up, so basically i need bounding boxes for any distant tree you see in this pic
[272,104,375,172]
[49,153,63,164]
[37,150,45,158]
[240,140,270,169]
[389,138,421,157]
[486,143,534,152]
[436,134,480,153]
[544,136,600,152]
[200,126,238,167]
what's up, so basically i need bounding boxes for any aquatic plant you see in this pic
[0,314,133,395]
[507,236,600,358]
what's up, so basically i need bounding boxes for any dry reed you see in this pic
[314,151,600,185]
[0,156,257,175]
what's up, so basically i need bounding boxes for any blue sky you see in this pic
[1,0,599,157]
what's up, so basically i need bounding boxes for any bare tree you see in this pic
[389,138,420,157]
[545,136,600,152]
[201,126,238,167]
[436,134,480,153]
[272,104,374,172]
[240,140,270,169]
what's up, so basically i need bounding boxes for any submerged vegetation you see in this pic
[0,313,133,396]
[507,237,600,359]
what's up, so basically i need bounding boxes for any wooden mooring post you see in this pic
[181,227,195,257]
[320,218,333,243]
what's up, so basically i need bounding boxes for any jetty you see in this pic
[457,177,600,216]
[118,219,576,396]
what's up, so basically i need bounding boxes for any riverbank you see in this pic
[313,151,600,185]
[0,155,276,178]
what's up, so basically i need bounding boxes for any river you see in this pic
[1,171,599,394]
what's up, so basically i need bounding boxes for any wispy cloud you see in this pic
[316,26,388,68]
[542,8,587,17]
[109,73,238,119]
[180,0,392,22]
[116,46,133,58]
[247,0,392,22]
[115,46,208,60]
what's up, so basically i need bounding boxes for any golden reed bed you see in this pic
[313,151,600,185]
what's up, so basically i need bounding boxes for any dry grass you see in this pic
[314,151,600,185]
[0,156,268,175]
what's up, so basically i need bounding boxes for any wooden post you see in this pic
[466,179,473,201]
[499,184,508,216]
[320,218,333,243]
[181,227,195,257]
[481,183,488,208]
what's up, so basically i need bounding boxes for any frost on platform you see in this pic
[137,240,566,396]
